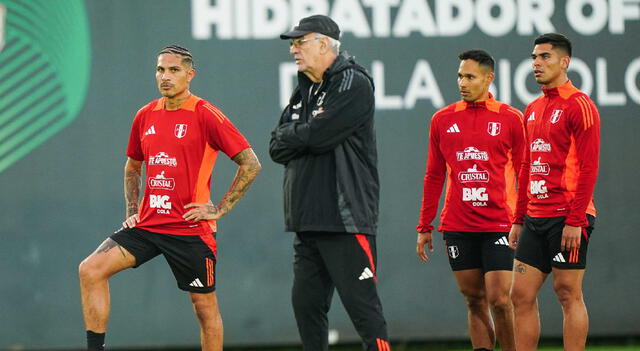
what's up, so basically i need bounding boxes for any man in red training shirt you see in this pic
[78,45,261,351]
[417,50,524,351]
[509,33,600,351]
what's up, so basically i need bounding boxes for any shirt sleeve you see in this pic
[416,114,447,233]
[269,100,308,165]
[514,107,531,224]
[126,108,145,161]
[201,103,251,158]
[274,70,374,154]
[566,96,600,227]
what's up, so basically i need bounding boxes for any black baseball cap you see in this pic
[280,15,340,40]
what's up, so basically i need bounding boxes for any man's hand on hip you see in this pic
[183,201,225,222]
[122,214,140,228]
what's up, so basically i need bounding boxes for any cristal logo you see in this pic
[458,164,490,183]
[148,152,177,167]
[150,195,172,214]
[531,138,551,152]
[456,146,489,161]
[530,157,550,175]
[148,171,175,190]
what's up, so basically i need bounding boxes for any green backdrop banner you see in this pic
[0,0,638,349]
[0,0,90,173]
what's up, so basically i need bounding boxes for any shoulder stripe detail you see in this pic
[575,97,589,129]
[506,107,524,118]
[576,96,594,130]
[203,103,228,124]
[338,69,353,93]
[338,69,355,93]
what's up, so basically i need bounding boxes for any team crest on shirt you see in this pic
[487,122,501,136]
[550,109,563,124]
[447,245,459,259]
[316,92,326,106]
[174,124,188,138]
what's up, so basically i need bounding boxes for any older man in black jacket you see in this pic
[269,14,391,351]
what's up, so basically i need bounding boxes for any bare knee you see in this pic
[191,293,221,327]
[553,281,583,308]
[510,286,536,309]
[461,287,487,312]
[487,291,512,313]
[78,256,106,283]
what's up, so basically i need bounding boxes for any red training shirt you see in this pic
[126,94,250,236]
[514,81,599,227]
[417,94,525,233]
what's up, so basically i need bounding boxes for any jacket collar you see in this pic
[454,93,502,113]
[152,94,201,111]
[541,80,579,100]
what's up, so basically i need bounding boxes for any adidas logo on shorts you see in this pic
[552,253,566,263]
[494,236,509,246]
[189,278,204,288]
[358,267,374,280]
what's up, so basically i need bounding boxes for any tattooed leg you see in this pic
[79,238,136,332]
[510,260,547,351]
[95,238,127,258]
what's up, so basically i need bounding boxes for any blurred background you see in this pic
[0,0,638,349]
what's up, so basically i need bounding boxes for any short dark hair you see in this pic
[458,49,495,72]
[158,45,194,68]
[534,33,572,57]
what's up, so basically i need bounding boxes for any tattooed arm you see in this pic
[123,157,143,228]
[183,148,261,222]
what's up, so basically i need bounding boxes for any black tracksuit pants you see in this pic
[292,231,390,351]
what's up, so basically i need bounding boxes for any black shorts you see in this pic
[111,227,217,293]
[443,231,514,272]
[515,215,595,274]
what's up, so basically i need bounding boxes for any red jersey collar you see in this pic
[152,94,201,111]
[541,80,579,100]
[454,93,502,113]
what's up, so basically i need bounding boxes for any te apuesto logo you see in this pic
[0,0,90,173]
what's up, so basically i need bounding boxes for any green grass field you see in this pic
[227,347,639,351]
[226,338,640,351]
[227,346,639,351]
[143,338,640,351]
